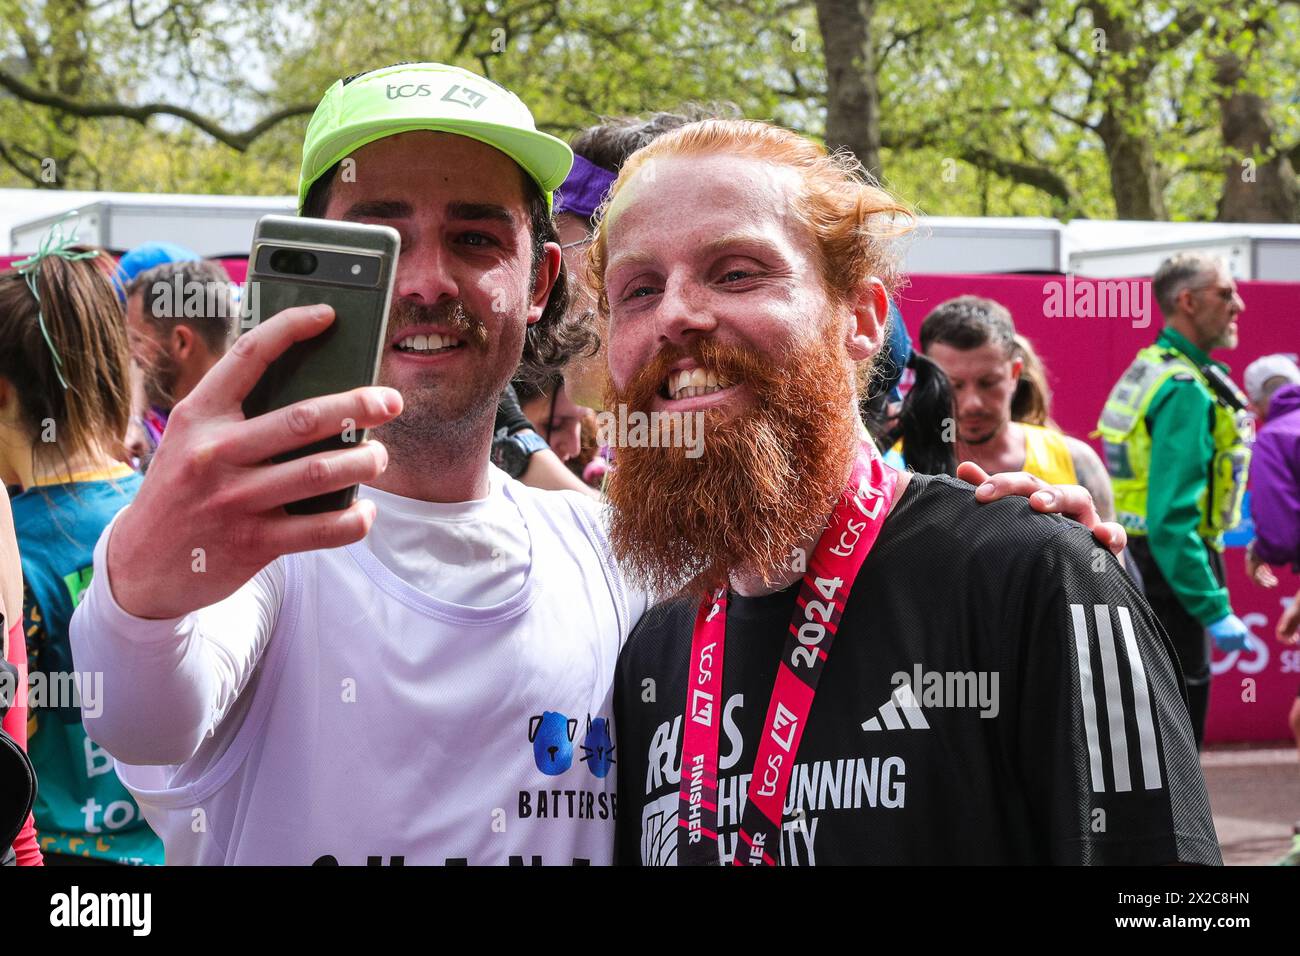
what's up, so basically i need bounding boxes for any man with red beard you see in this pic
[68,65,1119,867]
[596,119,1219,866]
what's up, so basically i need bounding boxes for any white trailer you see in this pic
[6,188,1300,279]
[4,189,292,257]
[1065,230,1300,281]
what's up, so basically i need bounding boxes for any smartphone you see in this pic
[240,215,400,515]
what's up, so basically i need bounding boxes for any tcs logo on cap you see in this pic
[385,83,487,109]
[386,83,432,100]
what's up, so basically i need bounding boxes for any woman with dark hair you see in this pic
[888,351,959,476]
[0,231,161,865]
[864,303,958,477]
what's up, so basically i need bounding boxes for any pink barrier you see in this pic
[902,273,1300,744]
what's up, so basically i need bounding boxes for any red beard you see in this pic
[604,331,862,598]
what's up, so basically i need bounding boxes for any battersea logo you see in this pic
[579,716,616,778]
[529,711,615,777]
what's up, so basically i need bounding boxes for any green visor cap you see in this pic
[298,62,573,213]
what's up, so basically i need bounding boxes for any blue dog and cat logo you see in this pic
[528,712,615,777]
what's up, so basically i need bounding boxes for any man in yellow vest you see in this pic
[917,296,1115,511]
[1097,252,1255,747]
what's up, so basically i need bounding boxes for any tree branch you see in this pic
[958,145,1079,207]
[128,0,185,32]
[1151,6,1211,57]
[0,69,313,150]
[1049,105,1096,132]
[0,140,46,186]
[884,119,1078,207]
[1051,33,1096,78]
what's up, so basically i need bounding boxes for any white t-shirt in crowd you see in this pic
[70,466,650,865]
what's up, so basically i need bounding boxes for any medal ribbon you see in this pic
[677,442,898,865]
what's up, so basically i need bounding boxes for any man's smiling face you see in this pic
[324,130,557,447]
[602,153,840,416]
[594,150,878,596]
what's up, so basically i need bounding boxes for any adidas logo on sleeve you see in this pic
[1069,602,1162,793]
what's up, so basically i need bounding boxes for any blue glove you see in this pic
[1207,614,1253,653]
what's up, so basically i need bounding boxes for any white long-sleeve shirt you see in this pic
[70,466,649,864]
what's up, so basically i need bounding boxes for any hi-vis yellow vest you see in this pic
[1096,344,1251,542]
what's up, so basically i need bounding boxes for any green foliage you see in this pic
[0,0,1296,220]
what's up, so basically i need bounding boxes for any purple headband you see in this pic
[553,153,617,221]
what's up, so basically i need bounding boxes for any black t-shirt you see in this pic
[613,473,1221,865]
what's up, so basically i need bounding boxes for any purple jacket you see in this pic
[1251,382,1300,567]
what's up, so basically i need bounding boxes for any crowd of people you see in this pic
[0,60,1296,867]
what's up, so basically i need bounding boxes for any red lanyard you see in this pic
[677,442,898,866]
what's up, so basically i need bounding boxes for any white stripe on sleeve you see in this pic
[1069,603,1106,793]
[1093,604,1132,793]
[1117,605,1163,790]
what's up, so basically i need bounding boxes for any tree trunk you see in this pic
[1085,3,1167,220]
[813,0,881,177]
[40,0,89,187]
[1096,108,1168,220]
[1213,51,1299,223]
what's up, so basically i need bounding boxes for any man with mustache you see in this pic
[70,63,1133,866]
[598,119,1219,865]
[70,63,629,865]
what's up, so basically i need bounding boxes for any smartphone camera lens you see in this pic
[269,249,318,275]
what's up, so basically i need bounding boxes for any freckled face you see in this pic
[603,155,837,416]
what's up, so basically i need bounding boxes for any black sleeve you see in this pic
[1012,525,1222,865]
[612,642,642,866]
[495,383,538,438]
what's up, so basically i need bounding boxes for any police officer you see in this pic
[1097,252,1254,747]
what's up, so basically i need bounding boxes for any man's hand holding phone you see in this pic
[105,304,403,621]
